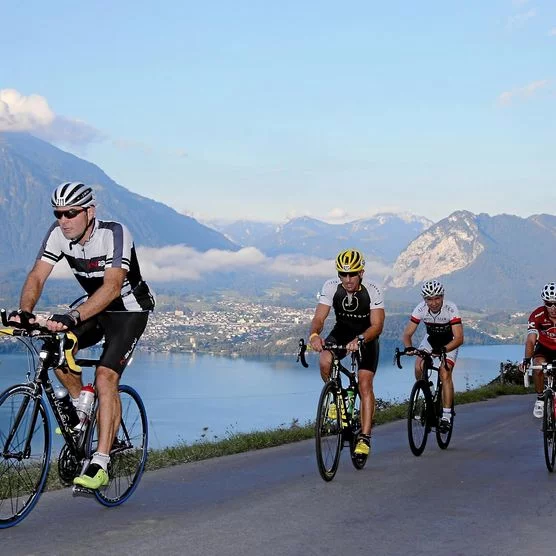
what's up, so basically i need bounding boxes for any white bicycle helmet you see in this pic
[541,283,556,302]
[51,182,95,208]
[421,279,445,298]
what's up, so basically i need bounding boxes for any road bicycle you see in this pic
[297,338,367,481]
[395,347,454,456]
[526,362,556,472]
[0,310,148,528]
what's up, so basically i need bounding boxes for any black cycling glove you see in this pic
[7,309,36,328]
[49,311,80,329]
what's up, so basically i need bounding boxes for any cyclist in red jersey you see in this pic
[520,283,556,418]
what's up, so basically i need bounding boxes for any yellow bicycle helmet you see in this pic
[335,249,365,273]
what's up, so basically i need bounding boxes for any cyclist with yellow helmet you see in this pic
[309,248,385,457]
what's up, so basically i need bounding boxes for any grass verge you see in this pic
[44,382,530,490]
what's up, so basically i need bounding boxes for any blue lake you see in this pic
[0,344,524,449]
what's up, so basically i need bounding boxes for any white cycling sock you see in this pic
[442,408,451,418]
[90,452,110,471]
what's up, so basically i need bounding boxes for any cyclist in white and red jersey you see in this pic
[309,248,385,457]
[8,182,155,490]
[520,283,556,418]
[402,279,464,430]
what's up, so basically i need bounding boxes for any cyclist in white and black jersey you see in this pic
[9,182,155,490]
[309,249,385,457]
[402,279,464,430]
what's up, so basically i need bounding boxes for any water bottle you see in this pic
[53,386,80,429]
[346,387,355,414]
[74,383,95,431]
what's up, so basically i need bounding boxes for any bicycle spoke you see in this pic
[543,393,556,472]
[315,382,342,481]
[408,381,430,456]
[90,385,148,506]
[0,386,50,529]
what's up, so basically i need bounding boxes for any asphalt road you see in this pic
[3,394,555,556]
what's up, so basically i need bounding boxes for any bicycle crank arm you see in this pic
[72,485,96,498]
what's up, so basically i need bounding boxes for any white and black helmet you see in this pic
[421,279,445,298]
[51,182,95,208]
[541,283,556,302]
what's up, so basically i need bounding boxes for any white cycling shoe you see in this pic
[533,399,544,419]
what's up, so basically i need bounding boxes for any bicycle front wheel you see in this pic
[408,380,431,456]
[0,385,51,528]
[315,382,342,481]
[543,392,556,472]
[87,385,148,506]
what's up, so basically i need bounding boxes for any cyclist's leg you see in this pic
[532,343,553,396]
[415,338,433,380]
[320,332,346,382]
[439,349,458,409]
[75,312,148,489]
[355,339,379,455]
[357,369,375,436]
[55,317,103,399]
[319,350,334,382]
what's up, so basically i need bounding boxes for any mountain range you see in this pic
[0,131,236,270]
[210,213,432,263]
[0,131,553,312]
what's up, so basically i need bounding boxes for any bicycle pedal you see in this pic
[72,485,95,498]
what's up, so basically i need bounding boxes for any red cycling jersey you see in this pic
[527,305,556,350]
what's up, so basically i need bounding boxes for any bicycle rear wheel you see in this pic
[315,382,342,481]
[408,380,431,456]
[87,385,148,506]
[435,387,454,450]
[0,385,51,528]
[349,392,367,470]
[543,392,556,472]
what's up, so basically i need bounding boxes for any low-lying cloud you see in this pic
[51,245,391,282]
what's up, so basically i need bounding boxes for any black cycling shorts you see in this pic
[533,342,556,362]
[73,311,150,376]
[325,330,380,373]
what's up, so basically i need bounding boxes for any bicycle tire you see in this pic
[315,381,342,481]
[0,384,51,529]
[435,386,454,450]
[349,391,367,470]
[407,380,431,456]
[543,392,556,472]
[87,385,148,506]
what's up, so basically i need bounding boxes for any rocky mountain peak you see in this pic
[388,210,485,288]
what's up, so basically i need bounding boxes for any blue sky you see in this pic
[1,0,555,224]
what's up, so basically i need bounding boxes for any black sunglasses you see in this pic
[545,302,556,308]
[53,208,87,220]
[338,271,359,278]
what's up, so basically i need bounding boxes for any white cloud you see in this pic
[50,244,391,283]
[497,79,550,105]
[0,88,104,146]
[326,208,351,222]
[506,8,536,30]
[0,89,54,131]
[549,28,556,36]
[138,245,391,281]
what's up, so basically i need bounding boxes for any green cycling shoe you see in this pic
[73,463,109,490]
